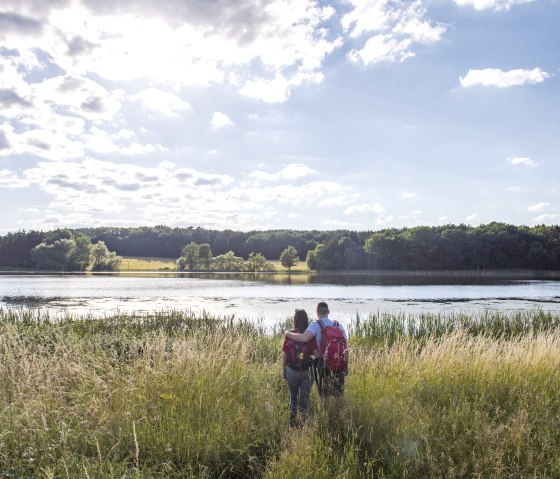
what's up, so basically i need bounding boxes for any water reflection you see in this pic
[0,273,559,322]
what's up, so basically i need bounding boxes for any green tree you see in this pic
[246,252,268,272]
[212,251,244,271]
[280,246,299,272]
[181,242,199,270]
[30,229,92,271]
[197,243,212,270]
[90,241,122,271]
[71,235,94,271]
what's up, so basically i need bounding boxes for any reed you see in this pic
[1,308,560,478]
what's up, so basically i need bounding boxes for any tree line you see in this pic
[0,223,558,271]
[0,229,121,271]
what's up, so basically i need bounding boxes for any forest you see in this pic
[0,223,558,271]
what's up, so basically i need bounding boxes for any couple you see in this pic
[282,301,349,427]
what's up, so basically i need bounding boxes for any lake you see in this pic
[1,272,559,325]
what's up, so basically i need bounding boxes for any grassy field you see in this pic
[119,257,309,272]
[121,256,177,271]
[2,309,560,478]
[268,260,308,272]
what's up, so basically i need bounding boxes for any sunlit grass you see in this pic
[2,308,560,478]
[268,260,308,272]
[121,256,177,271]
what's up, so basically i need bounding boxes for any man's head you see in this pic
[317,301,329,318]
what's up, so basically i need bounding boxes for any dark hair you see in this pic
[317,301,329,316]
[294,309,309,331]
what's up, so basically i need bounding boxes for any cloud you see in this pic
[343,202,385,215]
[466,213,479,222]
[133,88,191,116]
[438,216,449,222]
[23,158,235,215]
[507,156,536,167]
[0,88,33,108]
[248,164,316,181]
[374,214,395,226]
[531,213,559,223]
[0,0,342,103]
[343,0,446,66]
[400,192,417,199]
[323,219,364,228]
[454,0,536,11]
[507,186,523,192]
[211,112,234,128]
[0,169,30,188]
[527,202,550,212]
[0,12,42,38]
[460,68,550,88]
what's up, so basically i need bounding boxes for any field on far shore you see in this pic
[121,256,177,271]
[121,256,309,272]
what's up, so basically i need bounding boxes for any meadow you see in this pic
[120,257,308,273]
[120,257,177,271]
[1,308,560,478]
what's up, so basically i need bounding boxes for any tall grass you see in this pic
[2,308,560,477]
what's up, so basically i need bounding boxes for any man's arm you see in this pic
[282,352,287,379]
[284,329,314,343]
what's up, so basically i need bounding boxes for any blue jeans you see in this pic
[286,366,312,426]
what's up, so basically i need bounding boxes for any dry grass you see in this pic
[120,257,177,271]
[268,260,308,272]
[2,309,560,478]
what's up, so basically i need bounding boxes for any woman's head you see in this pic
[293,309,309,331]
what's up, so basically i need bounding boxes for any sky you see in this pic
[0,0,559,233]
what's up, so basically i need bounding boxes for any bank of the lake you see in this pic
[2,308,560,478]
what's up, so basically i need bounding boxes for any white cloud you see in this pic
[374,214,395,226]
[343,202,385,215]
[507,156,537,167]
[18,157,356,230]
[400,192,417,199]
[438,216,449,222]
[466,213,480,222]
[133,88,191,116]
[507,186,523,192]
[460,68,550,88]
[323,220,364,228]
[211,112,234,128]
[454,0,536,11]
[528,202,550,212]
[248,164,316,181]
[1,0,342,104]
[0,169,30,188]
[344,0,446,66]
[531,213,559,223]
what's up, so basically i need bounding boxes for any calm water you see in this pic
[1,273,559,325]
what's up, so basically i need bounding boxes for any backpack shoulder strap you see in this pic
[317,319,324,330]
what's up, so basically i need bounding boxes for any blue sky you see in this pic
[0,0,558,233]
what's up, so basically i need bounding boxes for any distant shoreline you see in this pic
[1,268,559,280]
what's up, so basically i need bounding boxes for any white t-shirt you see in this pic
[306,316,348,350]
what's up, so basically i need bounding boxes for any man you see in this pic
[284,301,348,397]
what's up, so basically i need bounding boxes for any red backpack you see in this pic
[285,329,315,370]
[318,320,348,373]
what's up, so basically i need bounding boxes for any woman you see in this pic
[282,309,319,427]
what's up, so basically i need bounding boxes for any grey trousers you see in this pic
[286,366,312,426]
